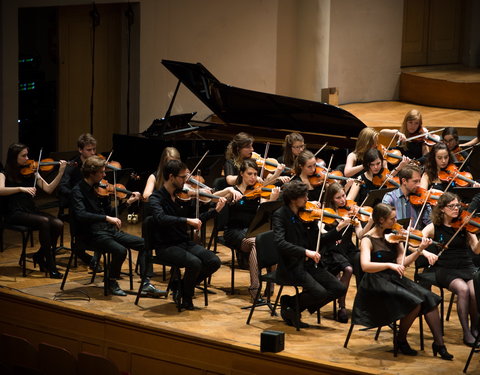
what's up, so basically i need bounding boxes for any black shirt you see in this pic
[58,155,83,208]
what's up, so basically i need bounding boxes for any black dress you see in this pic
[291,175,322,202]
[432,224,477,288]
[352,235,441,328]
[356,173,377,205]
[322,222,356,275]
[3,173,37,219]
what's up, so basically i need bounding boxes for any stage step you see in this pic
[399,67,480,111]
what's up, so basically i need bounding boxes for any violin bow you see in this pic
[400,218,413,278]
[413,188,432,230]
[402,128,445,143]
[385,130,399,150]
[194,169,201,236]
[33,148,43,188]
[313,142,328,158]
[188,150,210,179]
[259,142,270,179]
[436,209,477,259]
[313,154,334,268]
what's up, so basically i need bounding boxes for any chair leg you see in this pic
[419,314,424,351]
[134,272,149,306]
[440,287,445,335]
[293,287,301,331]
[317,309,321,324]
[246,287,263,325]
[230,247,235,295]
[203,278,208,307]
[272,285,284,316]
[344,324,354,348]
[127,248,133,290]
[103,252,110,297]
[446,291,455,321]
[392,321,398,357]
[60,250,75,290]
[463,330,480,372]
[20,231,29,277]
[374,327,382,341]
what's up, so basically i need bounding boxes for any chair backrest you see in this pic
[38,342,77,375]
[255,230,279,270]
[0,333,38,370]
[77,352,121,375]
[142,215,155,253]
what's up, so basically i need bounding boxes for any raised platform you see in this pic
[399,67,480,110]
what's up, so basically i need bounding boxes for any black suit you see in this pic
[71,180,145,279]
[272,205,346,313]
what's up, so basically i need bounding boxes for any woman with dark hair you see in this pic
[291,150,323,202]
[423,192,480,347]
[352,203,452,359]
[0,143,67,278]
[420,142,455,190]
[442,127,468,163]
[278,132,305,170]
[224,159,280,301]
[224,132,256,186]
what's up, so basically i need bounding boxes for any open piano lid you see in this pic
[161,59,366,146]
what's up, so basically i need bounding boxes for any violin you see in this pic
[408,129,441,146]
[251,152,293,175]
[299,202,358,226]
[243,183,276,200]
[175,187,223,203]
[21,159,76,176]
[409,186,443,206]
[371,168,400,188]
[451,146,466,162]
[95,179,132,199]
[308,165,361,187]
[376,144,403,165]
[96,154,122,171]
[386,222,442,248]
[451,210,480,234]
[337,200,372,222]
[438,164,476,187]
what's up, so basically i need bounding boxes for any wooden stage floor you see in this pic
[1,207,479,375]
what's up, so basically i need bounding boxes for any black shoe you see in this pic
[396,339,418,356]
[48,270,63,279]
[141,283,167,298]
[32,252,47,272]
[463,338,480,348]
[280,295,292,308]
[109,281,127,296]
[337,308,349,323]
[181,296,194,310]
[432,343,453,360]
[281,306,310,328]
[89,259,103,273]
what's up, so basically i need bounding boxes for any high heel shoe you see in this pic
[432,343,453,360]
[463,338,480,348]
[32,252,47,272]
[395,339,418,356]
[44,247,63,279]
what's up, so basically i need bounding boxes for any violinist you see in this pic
[423,193,480,347]
[382,165,432,230]
[344,127,379,177]
[224,159,280,302]
[420,143,455,190]
[149,159,225,310]
[352,203,452,359]
[71,155,164,297]
[291,150,323,202]
[58,133,101,270]
[272,180,347,328]
[224,132,255,186]
[442,127,468,163]
[277,132,305,178]
[459,119,480,148]
[0,143,67,278]
[322,183,372,323]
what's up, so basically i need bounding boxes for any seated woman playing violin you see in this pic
[352,203,452,360]
[344,128,379,177]
[321,182,373,323]
[224,159,280,302]
[291,150,325,202]
[423,193,480,347]
[0,143,67,279]
[272,180,347,328]
[442,127,469,163]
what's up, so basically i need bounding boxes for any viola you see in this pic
[371,168,400,188]
[337,200,372,222]
[438,164,476,187]
[451,210,480,234]
[251,152,293,175]
[243,183,276,200]
[386,222,442,248]
[409,186,443,206]
[21,159,76,176]
[95,179,132,199]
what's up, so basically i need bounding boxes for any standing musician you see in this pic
[58,133,100,270]
[322,182,372,323]
[382,164,432,230]
[291,150,324,202]
[422,193,480,347]
[0,143,67,278]
[352,203,452,359]
[344,128,379,177]
[71,155,163,297]
[149,159,225,310]
[272,180,348,328]
[224,159,280,301]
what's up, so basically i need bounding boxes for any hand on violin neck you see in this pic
[106,216,122,230]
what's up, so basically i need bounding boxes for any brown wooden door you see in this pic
[58,4,122,152]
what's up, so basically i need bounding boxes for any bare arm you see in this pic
[344,152,364,177]
[0,173,36,197]
[420,172,430,190]
[36,160,67,194]
[460,137,478,148]
[142,174,156,201]
[467,231,480,254]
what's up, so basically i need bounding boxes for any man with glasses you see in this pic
[149,159,225,310]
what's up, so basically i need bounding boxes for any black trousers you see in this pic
[89,230,145,279]
[286,262,347,314]
[155,241,221,298]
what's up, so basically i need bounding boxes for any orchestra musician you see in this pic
[459,119,480,148]
[352,203,452,359]
[420,143,455,190]
[344,127,379,177]
[423,193,480,347]
[224,159,280,301]
[143,147,181,201]
[272,180,348,328]
[71,155,164,297]
[0,143,67,278]
[442,127,469,163]
[149,159,224,310]
[291,150,323,202]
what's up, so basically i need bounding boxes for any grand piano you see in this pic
[113,59,366,185]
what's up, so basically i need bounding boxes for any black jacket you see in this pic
[58,155,83,208]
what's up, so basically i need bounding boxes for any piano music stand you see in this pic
[363,188,396,208]
[245,200,284,239]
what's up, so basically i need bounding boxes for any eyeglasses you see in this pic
[292,144,305,150]
[443,138,456,144]
[176,175,188,180]
[446,204,461,209]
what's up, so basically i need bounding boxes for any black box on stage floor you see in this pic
[260,330,284,353]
